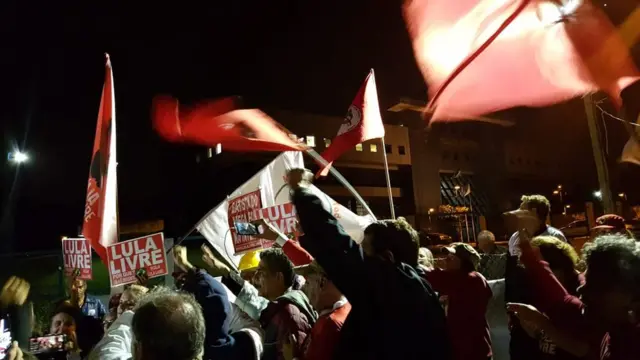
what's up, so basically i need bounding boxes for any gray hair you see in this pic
[132,287,205,360]
[583,234,640,297]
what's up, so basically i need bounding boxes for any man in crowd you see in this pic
[477,230,508,280]
[63,278,107,320]
[202,246,316,360]
[507,195,567,257]
[287,168,450,359]
[591,214,635,239]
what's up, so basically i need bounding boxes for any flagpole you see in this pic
[305,148,377,221]
[380,137,396,219]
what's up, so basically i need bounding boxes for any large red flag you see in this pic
[317,70,386,176]
[153,96,306,152]
[82,54,119,262]
[404,0,640,122]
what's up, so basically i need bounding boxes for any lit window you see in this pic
[305,136,316,147]
[207,148,213,158]
[370,144,378,152]
[324,138,331,147]
[355,144,363,151]
[398,146,406,155]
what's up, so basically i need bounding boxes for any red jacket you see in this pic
[304,301,352,360]
[423,269,492,360]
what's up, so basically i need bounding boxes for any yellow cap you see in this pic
[238,250,261,271]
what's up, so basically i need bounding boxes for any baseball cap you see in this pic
[592,214,626,231]
[443,242,481,268]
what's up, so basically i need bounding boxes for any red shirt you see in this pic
[424,269,492,360]
[304,301,352,360]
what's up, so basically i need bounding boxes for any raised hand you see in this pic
[0,277,30,308]
[201,244,231,276]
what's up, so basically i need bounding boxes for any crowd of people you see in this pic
[1,168,638,360]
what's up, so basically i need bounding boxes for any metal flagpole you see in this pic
[380,137,396,219]
[306,148,378,221]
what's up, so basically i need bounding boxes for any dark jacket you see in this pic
[292,187,451,360]
[222,272,316,360]
[182,268,257,360]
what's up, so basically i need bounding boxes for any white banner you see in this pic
[196,151,374,267]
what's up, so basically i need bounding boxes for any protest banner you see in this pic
[62,238,93,280]
[106,232,168,287]
[228,189,263,254]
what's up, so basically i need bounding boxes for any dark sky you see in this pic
[0,0,424,251]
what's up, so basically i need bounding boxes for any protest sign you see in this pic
[106,232,168,287]
[62,238,92,280]
[249,202,298,247]
[228,189,263,254]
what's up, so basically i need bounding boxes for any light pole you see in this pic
[564,204,571,215]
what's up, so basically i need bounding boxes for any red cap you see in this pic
[592,214,626,231]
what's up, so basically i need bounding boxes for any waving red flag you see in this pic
[153,96,306,152]
[82,54,119,263]
[317,70,386,176]
[404,0,640,122]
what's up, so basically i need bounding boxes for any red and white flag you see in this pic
[404,0,640,122]
[82,54,119,262]
[317,70,386,176]
[153,96,306,152]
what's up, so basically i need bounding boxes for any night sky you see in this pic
[1,0,426,251]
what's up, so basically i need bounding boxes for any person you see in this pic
[418,247,435,271]
[200,245,316,360]
[118,285,149,317]
[62,278,107,320]
[286,168,451,360]
[51,302,103,358]
[591,214,634,239]
[507,195,567,257]
[423,243,493,360]
[509,232,640,359]
[291,260,351,360]
[132,288,206,360]
[477,230,508,280]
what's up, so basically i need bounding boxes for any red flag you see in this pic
[153,96,306,152]
[404,0,640,122]
[317,70,386,176]
[82,54,119,262]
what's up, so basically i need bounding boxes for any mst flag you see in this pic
[153,96,306,152]
[317,70,386,176]
[82,54,119,262]
[404,0,640,121]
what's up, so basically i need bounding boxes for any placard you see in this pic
[250,202,298,248]
[62,238,93,280]
[106,232,168,287]
[228,189,263,254]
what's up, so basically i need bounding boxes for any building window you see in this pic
[324,138,331,147]
[370,144,378,152]
[207,148,213,158]
[356,144,363,151]
[453,152,459,161]
[385,144,392,154]
[398,146,406,155]
[305,136,316,147]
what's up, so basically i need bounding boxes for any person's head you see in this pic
[254,249,294,300]
[119,285,150,316]
[519,195,550,224]
[443,243,481,273]
[103,310,117,332]
[362,217,420,267]
[591,214,633,238]
[68,278,87,301]
[299,261,342,311]
[418,247,434,270]
[132,288,206,360]
[477,230,496,253]
[50,311,76,336]
[531,236,579,287]
[579,235,640,329]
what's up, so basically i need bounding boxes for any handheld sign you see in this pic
[227,189,263,254]
[62,238,93,280]
[106,232,168,287]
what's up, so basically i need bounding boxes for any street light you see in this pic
[563,204,571,215]
[594,190,603,199]
[7,151,29,164]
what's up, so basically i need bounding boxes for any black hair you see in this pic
[364,217,419,267]
[260,248,295,289]
[583,234,640,297]
[132,288,206,360]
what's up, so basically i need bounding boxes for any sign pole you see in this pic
[584,95,615,213]
[380,137,396,219]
